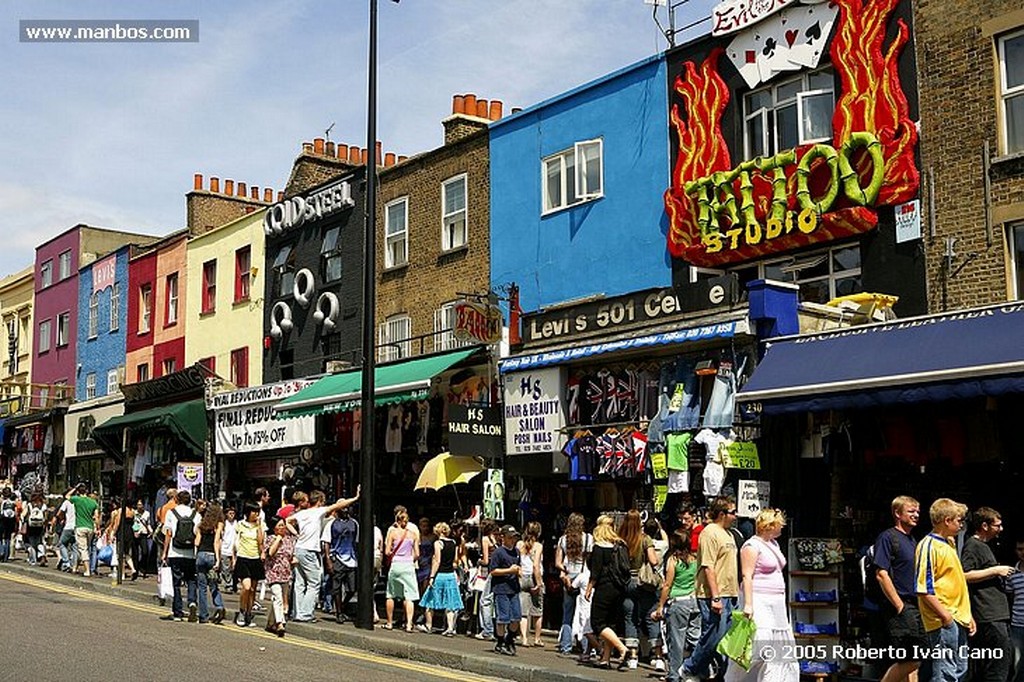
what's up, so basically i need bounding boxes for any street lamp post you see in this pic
[356,0,381,631]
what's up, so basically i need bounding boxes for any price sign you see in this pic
[721,441,761,469]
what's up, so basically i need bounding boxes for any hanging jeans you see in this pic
[653,358,701,440]
[703,357,745,429]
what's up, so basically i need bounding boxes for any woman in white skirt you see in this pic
[725,508,799,682]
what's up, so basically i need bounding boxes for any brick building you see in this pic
[915,1,1024,310]
[375,94,500,361]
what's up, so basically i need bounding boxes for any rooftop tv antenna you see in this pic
[324,122,335,141]
[647,0,711,48]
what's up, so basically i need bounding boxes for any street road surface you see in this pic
[0,571,506,682]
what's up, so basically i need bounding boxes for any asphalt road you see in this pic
[0,572,506,682]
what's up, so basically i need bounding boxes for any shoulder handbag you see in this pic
[638,559,663,590]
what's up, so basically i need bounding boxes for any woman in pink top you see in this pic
[384,509,420,632]
[726,509,799,682]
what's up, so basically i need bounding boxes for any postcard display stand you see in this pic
[788,538,843,680]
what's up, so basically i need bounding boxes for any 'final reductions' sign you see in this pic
[503,367,566,455]
[212,380,315,454]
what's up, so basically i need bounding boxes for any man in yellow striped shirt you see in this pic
[915,498,976,682]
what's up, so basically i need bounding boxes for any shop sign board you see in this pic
[454,300,503,344]
[483,469,505,521]
[211,379,316,455]
[503,367,566,455]
[122,364,206,408]
[447,404,502,458]
[92,254,117,293]
[721,441,761,469]
[263,179,354,236]
[895,199,921,244]
[177,461,204,497]
[712,0,798,36]
[523,279,738,344]
[738,480,771,518]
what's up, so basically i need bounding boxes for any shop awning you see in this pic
[737,304,1024,414]
[274,347,479,419]
[499,319,744,373]
[92,398,208,458]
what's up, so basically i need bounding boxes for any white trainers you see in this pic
[627,657,638,670]
[653,658,667,673]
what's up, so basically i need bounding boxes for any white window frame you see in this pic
[321,227,343,282]
[85,373,96,400]
[162,358,177,376]
[88,292,99,339]
[38,319,51,354]
[441,175,468,251]
[5,318,17,376]
[743,68,835,159]
[56,312,70,347]
[999,29,1024,155]
[738,242,862,304]
[140,284,152,333]
[542,138,604,215]
[385,197,409,269]
[58,250,72,280]
[40,260,52,289]
[377,314,411,363]
[107,368,120,395]
[166,273,179,325]
[110,283,119,331]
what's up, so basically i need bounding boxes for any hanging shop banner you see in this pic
[483,468,505,521]
[503,367,567,455]
[447,404,502,458]
[738,480,771,518]
[895,199,921,243]
[211,380,316,454]
[650,449,669,480]
[654,485,669,513]
[721,441,761,469]
[454,300,503,344]
[176,461,204,497]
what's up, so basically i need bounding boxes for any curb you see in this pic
[0,562,601,682]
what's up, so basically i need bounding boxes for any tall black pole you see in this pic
[356,0,379,631]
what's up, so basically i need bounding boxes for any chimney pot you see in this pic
[477,99,489,118]
[464,93,477,116]
[251,186,259,200]
[224,179,235,196]
[277,191,284,202]
[314,138,325,154]
[325,141,336,157]
[398,155,409,163]
[489,100,503,120]
[376,141,383,165]
[302,142,314,154]
[337,143,348,160]
[385,152,396,167]
[264,188,273,203]
[349,146,361,164]
[237,181,247,197]
[511,107,522,114]
[453,95,466,115]
[193,173,203,191]
[360,148,369,165]
[210,177,220,193]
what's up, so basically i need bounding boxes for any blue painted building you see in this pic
[76,246,131,402]
[489,55,670,314]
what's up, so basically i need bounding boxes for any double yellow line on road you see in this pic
[0,570,498,682]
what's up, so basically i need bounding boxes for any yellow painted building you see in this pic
[0,267,34,400]
[185,209,265,387]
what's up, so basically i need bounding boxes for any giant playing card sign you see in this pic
[664,0,919,267]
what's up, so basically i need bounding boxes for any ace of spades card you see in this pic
[781,1,839,69]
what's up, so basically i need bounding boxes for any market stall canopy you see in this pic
[92,398,208,458]
[737,304,1024,414]
[273,347,479,419]
[413,452,484,491]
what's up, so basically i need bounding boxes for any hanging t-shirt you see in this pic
[385,405,403,454]
[667,469,690,493]
[417,401,429,454]
[695,429,730,497]
[666,432,692,471]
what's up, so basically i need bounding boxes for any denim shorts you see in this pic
[494,592,522,624]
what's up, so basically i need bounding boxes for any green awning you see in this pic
[274,348,479,419]
[92,398,208,458]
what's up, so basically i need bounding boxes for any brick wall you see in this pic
[915,1,1024,310]
[375,127,491,356]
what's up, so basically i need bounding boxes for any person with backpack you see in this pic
[160,490,201,622]
[0,488,18,562]
[585,514,632,670]
[21,491,47,566]
[681,495,740,682]
[870,495,927,682]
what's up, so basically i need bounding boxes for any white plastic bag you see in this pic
[158,565,174,599]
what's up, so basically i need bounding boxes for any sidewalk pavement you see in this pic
[0,559,651,682]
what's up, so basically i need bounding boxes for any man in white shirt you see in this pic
[286,487,360,622]
[57,493,77,572]
[219,506,237,592]
[161,491,201,623]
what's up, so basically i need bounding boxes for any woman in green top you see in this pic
[653,515,701,682]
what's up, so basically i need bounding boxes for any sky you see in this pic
[0,0,716,278]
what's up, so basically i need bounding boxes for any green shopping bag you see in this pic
[716,612,756,671]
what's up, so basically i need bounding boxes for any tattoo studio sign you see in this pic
[503,367,567,455]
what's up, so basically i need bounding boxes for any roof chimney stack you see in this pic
[194,173,203,191]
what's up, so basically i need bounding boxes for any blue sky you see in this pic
[0,0,715,277]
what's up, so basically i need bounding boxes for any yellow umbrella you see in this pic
[414,452,485,491]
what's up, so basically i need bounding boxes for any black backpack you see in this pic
[607,543,630,590]
[863,528,900,606]
[171,509,197,550]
